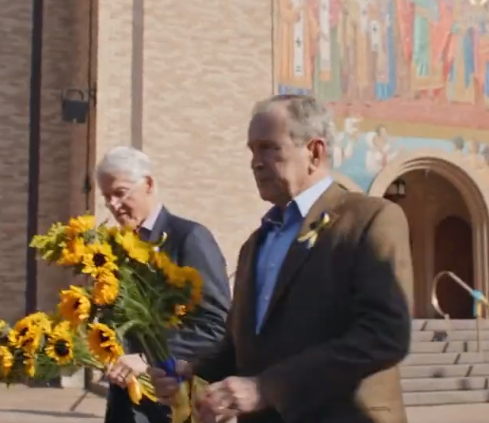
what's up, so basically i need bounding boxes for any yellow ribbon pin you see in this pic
[297,212,331,249]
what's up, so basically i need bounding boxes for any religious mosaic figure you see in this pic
[446,0,476,104]
[365,125,401,175]
[474,20,489,106]
[276,0,317,92]
[410,0,448,98]
[339,0,373,100]
[451,136,465,157]
[465,139,486,169]
[332,106,362,169]
[311,0,343,101]
[371,0,397,100]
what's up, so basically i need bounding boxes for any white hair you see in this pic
[96,146,152,183]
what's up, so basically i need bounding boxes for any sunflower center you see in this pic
[54,340,70,357]
[21,337,33,348]
[99,331,110,343]
[93,253,107,267]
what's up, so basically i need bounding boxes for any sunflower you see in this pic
[0,319,9,344]
[30,222,67,261]
[114,230,151,264]
[8,328,43,355]
[0,346,13,376]
[24,354,36,378]
[174,305,187,317]
[92,273,120,306]
[8,312,51,354]
[165,263,188,288]
[82,243,118,278]
[178,266,203,310]
[59,286,91,326]
[45,322,74,365]
[57,237,87,266]
[151,251,171,272]
[23,312,52,334]
[87,323,123,365]
[65,215,96,238]
[164,305,187,329]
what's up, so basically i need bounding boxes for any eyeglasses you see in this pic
[103,179,144,208]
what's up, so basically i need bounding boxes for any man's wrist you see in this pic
[254,376,270,410]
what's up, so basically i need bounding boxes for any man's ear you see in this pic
[145,176,155,194]
[307,138,327,168]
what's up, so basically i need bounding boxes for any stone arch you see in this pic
[330,170,364,192]
[369,149,489,299]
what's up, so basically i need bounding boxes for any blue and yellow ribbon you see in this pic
[158,357,209,423]
[471,289,489,318]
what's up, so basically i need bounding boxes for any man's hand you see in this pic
[198,376,267,417]
[148,360,192,405]
[106,354,147,388]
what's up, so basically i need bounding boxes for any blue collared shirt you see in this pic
[255,177,333,333]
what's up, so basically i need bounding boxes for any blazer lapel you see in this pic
[235,229,262,337]
[149,207,170,244]
[260,182,346,329]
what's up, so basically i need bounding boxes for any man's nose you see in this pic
[250,154,263,170]
[106,196,120,209]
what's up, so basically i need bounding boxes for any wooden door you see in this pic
[434,216,473,319]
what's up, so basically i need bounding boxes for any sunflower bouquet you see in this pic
[0,312,102,384]
[21,214,204,406]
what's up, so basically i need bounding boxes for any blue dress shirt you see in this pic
[255,176,334,333]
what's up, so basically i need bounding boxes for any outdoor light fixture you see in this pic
[385,178,406,200]
[61,88,95,124]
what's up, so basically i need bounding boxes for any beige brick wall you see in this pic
[94,0,134,222]
[95,0,274,270]
[141,0,273,269]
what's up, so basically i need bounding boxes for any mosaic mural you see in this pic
[274,0,489,190]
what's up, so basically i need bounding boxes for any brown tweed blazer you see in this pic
[196,182,413,423]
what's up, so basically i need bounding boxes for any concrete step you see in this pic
[413,319,489,331]
[411,341,489,353]
[401,364,489,379]
[403,352,489,366]
[401,377,488,392]
[412,330,489,342]
[403,389,489,406]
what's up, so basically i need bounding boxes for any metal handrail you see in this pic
[431,271,489,352]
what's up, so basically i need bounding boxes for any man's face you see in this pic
[247,107,312,206]
[98,172,155,229]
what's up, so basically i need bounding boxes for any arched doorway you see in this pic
[434,217,473,319]
[369,150,489,318]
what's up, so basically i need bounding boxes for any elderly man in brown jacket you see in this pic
[150,94,412,423]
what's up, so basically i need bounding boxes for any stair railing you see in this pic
[431,271,489,352]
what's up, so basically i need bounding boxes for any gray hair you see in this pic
[96,146,152,183]
[252,94,336,149]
